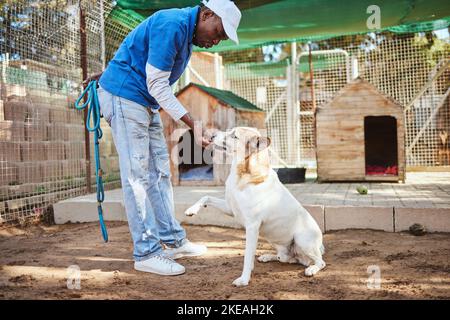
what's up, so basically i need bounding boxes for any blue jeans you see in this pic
[98,85,186,261]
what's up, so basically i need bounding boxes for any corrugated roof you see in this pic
[177,83,264,113]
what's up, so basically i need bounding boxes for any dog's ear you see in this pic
[246,136,271,156]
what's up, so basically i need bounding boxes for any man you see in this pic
[96,0,241,276]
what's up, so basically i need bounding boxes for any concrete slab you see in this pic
[394,208,450,233]
[304,205,325,233]
[175,204,326,232]
[325,206,394,232]
[53,189,126,224]
[53,201,126,224]
[52,172,450,232]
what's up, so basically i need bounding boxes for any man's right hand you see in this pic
[197,135,212,148]
[179,113,217,148]
[82,72,103,86]
[202,128,219,144]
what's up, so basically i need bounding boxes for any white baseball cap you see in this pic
[202,0,241,44]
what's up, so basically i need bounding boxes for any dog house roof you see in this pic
[320,77,404,111]
[176,83,264,113]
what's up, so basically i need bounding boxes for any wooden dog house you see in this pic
[160,83,266,186]
[316,78,406,182]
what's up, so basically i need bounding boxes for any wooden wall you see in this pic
[236,110,266,129]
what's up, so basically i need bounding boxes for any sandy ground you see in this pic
[0,221,449,300]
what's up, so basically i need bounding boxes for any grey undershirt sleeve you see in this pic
[146,63,188,121]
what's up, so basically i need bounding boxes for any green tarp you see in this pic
[116,0,278,15]
[112,0,450,51]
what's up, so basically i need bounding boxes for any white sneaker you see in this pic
[165,240,207,260]
[134,255,185,276]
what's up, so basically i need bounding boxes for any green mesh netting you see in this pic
[225,59,288,79]
[224,55,343,79]
[115,0,278,15]
[109,6,146,29]
[111,0,450,51]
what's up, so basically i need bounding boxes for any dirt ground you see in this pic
[0,221,449,300]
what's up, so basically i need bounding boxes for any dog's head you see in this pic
[211,127,271,186]
[211,127,271,159]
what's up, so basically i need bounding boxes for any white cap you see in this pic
[202,0,241,44]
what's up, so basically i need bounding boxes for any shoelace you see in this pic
[155,254,177,265]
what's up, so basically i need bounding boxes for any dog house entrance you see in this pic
[364,116,398,176]
[178,130,213,181]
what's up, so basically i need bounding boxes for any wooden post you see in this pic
[79,2,92,193]
[100,0,106,70]
[214,53,223,89]
[185,61,191,87]
[291,41,301,165]
[286,63,293,165]
[309,43,317,151]
[308,44,316,114]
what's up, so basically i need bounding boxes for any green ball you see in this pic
[356,185,368,195]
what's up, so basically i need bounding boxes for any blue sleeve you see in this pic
[147,17,185,72]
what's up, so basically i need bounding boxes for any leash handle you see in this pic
[75,81,101,133]
[75,80,109,243]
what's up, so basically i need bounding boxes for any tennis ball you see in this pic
[356,185,368,195]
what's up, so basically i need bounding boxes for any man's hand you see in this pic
[83,72,103,86]
[196,134,212,148]
[197,128,220,148]
[194,127,215,148]
[180,113,218,148]
[203,127,219,144]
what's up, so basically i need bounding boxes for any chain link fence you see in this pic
[0,0,119,225]
[216,34,450,168]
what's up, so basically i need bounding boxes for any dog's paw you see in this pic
[305,265,320,276]
[232,276,249,287]
[184,205,200,216]
[257,254,277,263]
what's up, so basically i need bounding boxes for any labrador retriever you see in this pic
[185,127,325,286]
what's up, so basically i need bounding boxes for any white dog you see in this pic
[185,127,325,287]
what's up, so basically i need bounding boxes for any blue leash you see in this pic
[75,80,108,242]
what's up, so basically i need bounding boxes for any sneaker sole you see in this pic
[170,250,208,260]
[134,265,185,276]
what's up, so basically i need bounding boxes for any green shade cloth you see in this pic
[111,0,450,51]
[223,55,343,79]
[116,0,279,15]
[177,83,264,112]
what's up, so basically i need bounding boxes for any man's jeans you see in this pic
[97,85,186,261]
